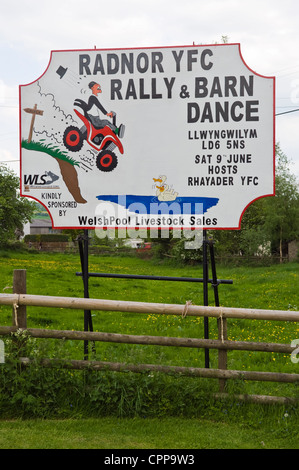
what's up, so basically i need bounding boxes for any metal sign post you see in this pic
[78,230,95,359]
[202,231,222,368]
[203,231,210,368]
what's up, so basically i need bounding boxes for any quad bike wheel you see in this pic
[96,151,118,172]
[63,126,84,152]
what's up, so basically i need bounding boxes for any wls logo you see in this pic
[24,171,59,188]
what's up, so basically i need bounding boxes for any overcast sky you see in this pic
[1,0,299,179]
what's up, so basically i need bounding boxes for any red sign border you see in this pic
[19,43,275,231]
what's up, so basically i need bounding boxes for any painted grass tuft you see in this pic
[21,139,80,167]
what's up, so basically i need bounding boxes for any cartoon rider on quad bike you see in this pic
[63,81,125,172]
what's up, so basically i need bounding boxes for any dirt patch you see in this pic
[54,158,87,204]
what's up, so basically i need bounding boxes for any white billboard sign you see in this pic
[20,44,275,229]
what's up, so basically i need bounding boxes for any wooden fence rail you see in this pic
[0,326,294,354]
[2,292,299,321]
[0,269,298,405]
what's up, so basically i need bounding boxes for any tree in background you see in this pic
[263,144,299,261]
[0,165,35,247]
[213,144,299,261]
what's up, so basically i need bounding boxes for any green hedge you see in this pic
[24,234,69,243]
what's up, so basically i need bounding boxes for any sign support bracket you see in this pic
[77,230,228,368]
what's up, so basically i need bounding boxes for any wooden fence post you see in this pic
[12,270,27,328]
[217,314,227,392]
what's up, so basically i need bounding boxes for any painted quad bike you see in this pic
[63,103,124,172]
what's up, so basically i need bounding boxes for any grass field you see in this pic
[0,416,297,449]
[0,249,298,449]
